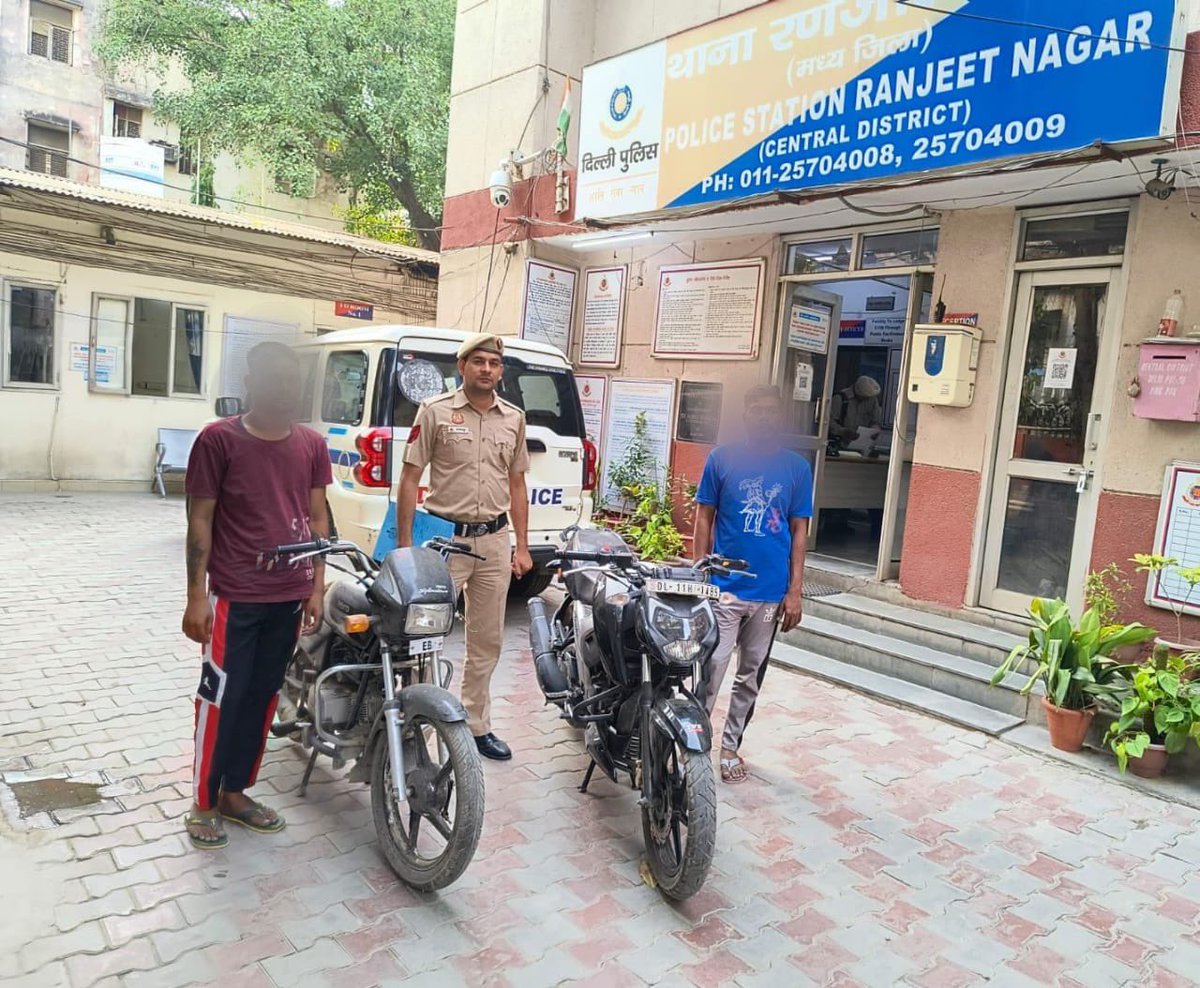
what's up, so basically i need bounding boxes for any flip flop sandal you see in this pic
[184,810,229,850]
[720,756,749,784]
[220,799,286,834]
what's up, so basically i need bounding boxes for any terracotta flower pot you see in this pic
[1041,698,1095,752]
[1129,743,1169,779]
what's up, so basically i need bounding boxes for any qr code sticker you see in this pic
[1050,363,1070,382]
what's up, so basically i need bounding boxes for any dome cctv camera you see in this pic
[489,163,513,208]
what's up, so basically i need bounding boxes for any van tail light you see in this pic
[353,428,392,489]
[582,439,598,492]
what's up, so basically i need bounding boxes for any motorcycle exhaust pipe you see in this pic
[527,597,570,698]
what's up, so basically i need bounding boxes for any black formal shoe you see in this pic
[474,733,512,761]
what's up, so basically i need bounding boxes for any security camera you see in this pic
[1145,158,1176,201]
[489,163,513,209]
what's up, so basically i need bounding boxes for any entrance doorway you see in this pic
[980,269,1118,614]
[775,271,932,578]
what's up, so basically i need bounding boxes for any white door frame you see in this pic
[979,266,1126,614]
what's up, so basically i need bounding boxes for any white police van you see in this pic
[296,326,597,598]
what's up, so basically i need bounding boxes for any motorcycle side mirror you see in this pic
[214,396,242,418]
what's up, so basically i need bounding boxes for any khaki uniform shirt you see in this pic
[404,388,530,522]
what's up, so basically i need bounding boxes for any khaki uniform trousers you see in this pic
[446,527,512,735]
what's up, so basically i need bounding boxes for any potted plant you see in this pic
[1132,553,1200,654]
[990,598,1157,752]
[1086,564,1144,662]
[1104,645,1200,778]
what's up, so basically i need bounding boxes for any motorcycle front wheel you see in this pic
[641,741,717,900]
[370,714,485,892]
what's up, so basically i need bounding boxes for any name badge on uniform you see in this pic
[444,426,471,435]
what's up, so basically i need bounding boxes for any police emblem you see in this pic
[451,411,465,424]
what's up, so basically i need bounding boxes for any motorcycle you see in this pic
[527,526,750,900]
[270,536,485,891]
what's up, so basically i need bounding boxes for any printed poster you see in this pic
[793,361,815,401]
[520,260,577,354]
[1149,462,1200,616]
[576,0,1183,220]
[1044,348,1078,390]
[602,378,677,502]
[788,302,831,353]
[653,259,764,359]
[575,374,608,446]
[580,266,626,367]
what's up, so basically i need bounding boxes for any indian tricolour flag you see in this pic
[555,79,571,159]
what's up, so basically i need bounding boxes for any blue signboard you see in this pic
[576,0,1184,219]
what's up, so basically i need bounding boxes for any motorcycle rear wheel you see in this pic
[370,714,484,891]
[641,743,717,900]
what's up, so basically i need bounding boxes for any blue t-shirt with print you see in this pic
[695,444,813,603]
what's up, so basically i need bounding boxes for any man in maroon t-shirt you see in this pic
[181,342,333,849]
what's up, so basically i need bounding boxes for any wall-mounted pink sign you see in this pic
[1134,341,1200,422]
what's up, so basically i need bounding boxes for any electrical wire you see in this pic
[896,0,1200,54]
[477,208,503,332]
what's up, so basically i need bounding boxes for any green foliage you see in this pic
[621,481,685,562]
[990,597,1157,710]
[1133,553,1200,645]
[97,0,453,249]
[1085,563,1133,628]
[606,412,659,504]
[1104,646,1200,772]
[335,181,422,247]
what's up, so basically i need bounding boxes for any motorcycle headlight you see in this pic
[405,603,453,636]
[649,600,708,665]
[663,639,702,663]
[652,606,685,639]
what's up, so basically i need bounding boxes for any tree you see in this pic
[98,0,453,250]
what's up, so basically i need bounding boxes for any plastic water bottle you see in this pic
[1158,290,1184,337]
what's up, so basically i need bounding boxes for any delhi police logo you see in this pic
[609,85,633,123]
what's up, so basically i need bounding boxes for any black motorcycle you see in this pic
[270,536,485,891]
[528,527,749,900]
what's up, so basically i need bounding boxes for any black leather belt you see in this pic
[431,511,508,538]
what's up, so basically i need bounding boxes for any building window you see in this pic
[176,145,196,176]
[89,295,206,397]
[786,238,853,275]
[112,102,143,139]
[29,0,72,64]
[1021,212,1130,262]
[4,284,57,388]
[321,351,369,425]
[860,228,940,269]
[26,121,69,177]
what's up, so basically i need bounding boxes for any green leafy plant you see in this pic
[1133,553,1200,647]
[622,481,685,561]
[1085,563,1134,628]
[1104,645,1200,772]
[606,412,659,508]
[990,597,1157,710]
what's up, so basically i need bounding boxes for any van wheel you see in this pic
[325,498,339,540]
[508,569,552,600]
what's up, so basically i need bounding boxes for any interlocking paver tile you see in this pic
[4,493,1200,987]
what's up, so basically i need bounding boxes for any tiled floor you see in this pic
[2,493,1200,987]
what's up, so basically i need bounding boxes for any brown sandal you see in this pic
[720,755,748,784]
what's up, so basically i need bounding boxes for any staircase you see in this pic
[774,586,1036,737]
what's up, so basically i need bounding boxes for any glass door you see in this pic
[980,269,1115,614]
[775,283,841,550]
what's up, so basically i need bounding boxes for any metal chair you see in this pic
[154,428,198,497]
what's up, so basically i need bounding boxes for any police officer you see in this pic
[396,333,533,761]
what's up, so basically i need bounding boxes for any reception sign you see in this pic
[576,0,1183,219]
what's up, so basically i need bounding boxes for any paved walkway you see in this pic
[2,493,1200,988]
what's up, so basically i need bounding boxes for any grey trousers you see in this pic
[703,596,779,753]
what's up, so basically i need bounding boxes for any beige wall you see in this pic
[1101,198,1200,496]
[0,251,413,488]
[912,207,1017,474]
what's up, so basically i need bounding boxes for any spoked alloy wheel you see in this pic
[370,714,484,891]
[641,741,717,900]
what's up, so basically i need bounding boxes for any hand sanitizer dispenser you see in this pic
[909,323,982,407]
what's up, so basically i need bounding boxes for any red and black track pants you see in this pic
[193,597,302,811]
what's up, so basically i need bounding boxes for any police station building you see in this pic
[438,0,1200,637]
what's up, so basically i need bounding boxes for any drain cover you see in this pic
[802,582,844,599]
[8,779,102,818]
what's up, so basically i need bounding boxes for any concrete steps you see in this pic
[773,590,1037,736]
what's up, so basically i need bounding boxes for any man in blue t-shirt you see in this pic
[694,385,812,784]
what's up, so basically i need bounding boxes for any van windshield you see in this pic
[390,350,584,439]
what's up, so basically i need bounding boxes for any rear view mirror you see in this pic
[214,396,242,418]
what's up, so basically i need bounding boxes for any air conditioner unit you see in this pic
[152,142,179,164]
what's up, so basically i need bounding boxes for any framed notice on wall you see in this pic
[221,316,300,399]
[676,381,723,445]
[653,259,765,359]
[601,378,677,503]
[579,266,626,367]
[1148,461,1200,617]
[520,259,577,355]
[575,374,607,447]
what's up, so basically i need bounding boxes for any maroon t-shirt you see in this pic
[186,417,333,603]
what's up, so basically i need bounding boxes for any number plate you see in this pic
[645,579,719,599]
[408,637,440,656]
